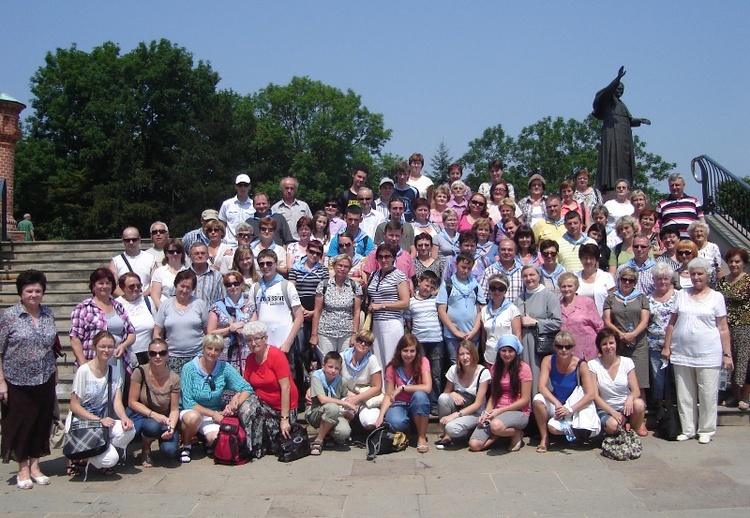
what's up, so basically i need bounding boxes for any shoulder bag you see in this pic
[63,366,113,461]
[601,426,642,461]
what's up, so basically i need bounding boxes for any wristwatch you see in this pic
[457,411,463,418]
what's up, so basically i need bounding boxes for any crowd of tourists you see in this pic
[1,155,747,488]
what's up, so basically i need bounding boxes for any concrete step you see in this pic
[0,290,94,304]
[0,258,113,271]
[0,278,90,291]
[2,239,129,252]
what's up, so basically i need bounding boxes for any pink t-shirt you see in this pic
[385,357,431,403]
[491,361,532,415]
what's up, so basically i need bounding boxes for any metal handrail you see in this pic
[691,155,750,239]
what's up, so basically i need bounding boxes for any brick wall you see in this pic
[0,101,26,230]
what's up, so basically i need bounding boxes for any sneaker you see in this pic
[430,407,439,417]
[698,435,712,444]
[676,434,694,441]
[180,447,192,463]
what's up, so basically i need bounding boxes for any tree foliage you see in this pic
[428,141,453,186]
[15,40,251,238]
[244,76,391,209]
[460,115,674,203]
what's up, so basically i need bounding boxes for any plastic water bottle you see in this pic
[561,418,576,442]
[719,367,731,391]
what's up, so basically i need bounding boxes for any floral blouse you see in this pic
[647,292,677,351]
[717,274,750,327]
[0,303,57,385]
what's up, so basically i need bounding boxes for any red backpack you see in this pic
[213,416,250,466]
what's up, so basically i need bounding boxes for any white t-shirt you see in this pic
[670,289,726,368]
[71,363,123,419]
[112,251,156,287]
[445,364,491,396]
[341,352,382,389]
[151,265,187,301]
[408,175,434,199]
[252,243,287,271]
[604,200,634,227]
[481,303,521,365]
[576,270,615,317]
[249,281,301,348]
[115,296,155,355]
[219,195,254,246]
[588,356,635,411]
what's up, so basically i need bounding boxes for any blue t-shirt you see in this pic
[436,277,485,338]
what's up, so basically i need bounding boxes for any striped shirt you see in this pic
[480,261,524,303]
[404,295,442,343]
[656,195,703,238]
[367,268,408,322]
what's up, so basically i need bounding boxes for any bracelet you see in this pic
[724,353,731,358]
[280,415,289,420]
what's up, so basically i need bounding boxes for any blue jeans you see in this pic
[421,341,444,410]
[129,410,180,459]
[649,349,671,401]
[384,391,430,432]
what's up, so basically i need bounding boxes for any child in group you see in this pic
[376,334,432,453]
[306,351,357,456]
[437,251,485,366]
[405,270,443,415]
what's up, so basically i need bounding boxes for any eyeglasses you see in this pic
[677,250,693,256]
[237,233,252,239]
[339,242,353,248]
[260,227,274,232]
[224,281,242,288]
[542,251,558,257]
[123,238,140,243]
[236,183,250,187]
[307,249,322,256]
[489,285,507,292]
[620,278,636,284]
[151,229,167,235]
[207,228,221,234]
[258,261,275,267]
[166,249,181,255]
[376,254,393,260]
[554,344,575,351]
[148,350,168,357]
[247,335,266,343]
[616,186,628,191]
[356,338,373,347]
[633,245,649,249]
[126,283,142,290]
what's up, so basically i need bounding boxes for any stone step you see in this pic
[0,278,90,291]
[0,249,122,262]
[0,290,94,304]
[0,257,113,271]
[1,239,130,252]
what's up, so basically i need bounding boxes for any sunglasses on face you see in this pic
[376,254,393,260]
[207,228,221,233]
[166,249,181,255]
[554,344,574,351]
[633,245,649,249]
[123,238,140,243]
[489,285,507,292]
[542,251,558,257]
[258,261,275,267]
[356,338,373,347]
[677,250,692,256]
[126,283,142,290]
[339,242,353,248]
[620,278,636,284]
[224,281,242,288]
[307,249,322,256]
[358,197,372,201]
[237,233,252,239]
[236,183,250,187]
[470,199,486,206]
[151,229,167,235]
[325,203,338,208]
[148,350,168,357]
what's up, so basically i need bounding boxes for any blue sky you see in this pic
[3,1,749,196]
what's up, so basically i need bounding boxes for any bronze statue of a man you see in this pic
[593,66,651,193]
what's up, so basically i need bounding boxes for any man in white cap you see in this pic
[374,177,395,219]
[219,173,255,246]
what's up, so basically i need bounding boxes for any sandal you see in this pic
[417,442,429,453]
[99,467,115,476]
[141,451,153,468]
[507,439,524,452]
[310,440,323,456]
[536,443,548,453]
[738,399,750,411]
[180,446,192,463]
[636,424,649,437]
[66,461,83,477]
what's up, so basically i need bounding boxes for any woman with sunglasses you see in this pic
[340,330,383,430]
[590,328,645,436]
[332,231,367,288]
[127,338,180,467]
[150,238,188,311]
[207,271,252,375]
[311,253,362,354]
[481,274,522,367]
[603,266,650,435]
[458,193,492,233]
[179,333,253,463]
[532,331,596,452]
[675,240,699,289]
[539,240,567,298]
[323,196,346,236]
[231,245,259,290]
[116,273,156,366]
[286,216,315,268]
[204,220,231,272]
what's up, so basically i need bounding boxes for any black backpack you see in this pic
[365,423,408,461]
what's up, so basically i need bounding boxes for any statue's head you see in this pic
[615,83,625,98]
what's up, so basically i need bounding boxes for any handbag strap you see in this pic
[574,358,584,387]
[106,365,114,418]
[136,365,155,409]
[120,253,135,273]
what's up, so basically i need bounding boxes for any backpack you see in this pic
[365,422,408,461]
[252,279,293,312]
[213,416,250,466]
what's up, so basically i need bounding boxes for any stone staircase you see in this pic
[0,239,125,415]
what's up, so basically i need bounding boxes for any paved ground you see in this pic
[2,426,750,517]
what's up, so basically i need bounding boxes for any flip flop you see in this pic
[142,451,153,468]
[417,443,429,453]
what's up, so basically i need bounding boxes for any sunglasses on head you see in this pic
[151,229,167,235]
[148,350,168,357]
[554,344,574,351]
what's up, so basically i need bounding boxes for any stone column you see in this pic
[0,93,26,231]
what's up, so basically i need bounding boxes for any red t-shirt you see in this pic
[244,346,299,411]
[490,361,532,415]
[385,357,431,403]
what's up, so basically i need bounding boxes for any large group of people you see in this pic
[1,158,747,489]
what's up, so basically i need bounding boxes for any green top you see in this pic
[17,219,34,241]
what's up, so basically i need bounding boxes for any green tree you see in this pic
[244,76,391,210]
[428,141,453,186]
[460,124,514,191]
[14,39,252,239]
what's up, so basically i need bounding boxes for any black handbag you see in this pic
[63,366,112,461]
[277,423,311,462]
[533,329,557,356]
[656,363,680,441]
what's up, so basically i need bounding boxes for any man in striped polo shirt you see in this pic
[656,173,704,239]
